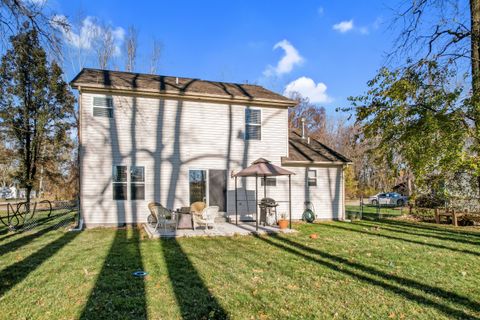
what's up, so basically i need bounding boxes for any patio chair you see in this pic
[193,206,219,231]
[190,201,206,215]
[149,202,177,232]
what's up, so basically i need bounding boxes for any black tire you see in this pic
[396,199,404,207]
[371,199,378,206]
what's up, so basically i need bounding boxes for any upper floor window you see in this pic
[245,108,261,140]
[308,169,317,187]
[93,96,113,118]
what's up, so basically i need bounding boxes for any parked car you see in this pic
[368,192,408,207]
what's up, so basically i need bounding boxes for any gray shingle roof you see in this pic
[70,68,296,107]
[284,130,351,164]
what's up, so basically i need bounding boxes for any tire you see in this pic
[371,199,378,206]
[396,199,404,207]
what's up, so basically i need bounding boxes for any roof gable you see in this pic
[70,68,297,107]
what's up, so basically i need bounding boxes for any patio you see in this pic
[143,221,297,238]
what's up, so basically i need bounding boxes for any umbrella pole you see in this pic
[263,176,266,199]
[235,176,238,225]
[289,175,292,229]
[256,176,258,232]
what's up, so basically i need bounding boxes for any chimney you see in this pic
[175,77,179,85]
[301,117,306,140]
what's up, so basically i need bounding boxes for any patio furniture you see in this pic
[190,201,206,215]
[177,213,194,229]
[193,206,219,231]
[148,202,177,232]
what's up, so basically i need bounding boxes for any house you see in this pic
[70,68,351,227]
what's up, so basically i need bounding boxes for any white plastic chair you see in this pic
[193,206,219,231]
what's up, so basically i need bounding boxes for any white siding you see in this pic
[80,92,291,226]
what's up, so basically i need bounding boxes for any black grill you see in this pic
[259,198,278,225]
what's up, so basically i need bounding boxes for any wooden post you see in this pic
[435,208,439,224]
[452,209,458,227]
[235,176,238,225]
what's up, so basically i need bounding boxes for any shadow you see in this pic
[80,71,147,319]
[357,220,480,246]
[0,231,79,297]
[0,216,75,256]
[367,218,480,240]
[320,222,480,257]
[80,229,146,319]
[160,237,229,320]
[255,234,480,319]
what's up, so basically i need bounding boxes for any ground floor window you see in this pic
[112,165,145,200]
[113,166,128,200]
[261,177,277,186]
[130,166,145,200]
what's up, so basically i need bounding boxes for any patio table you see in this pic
[177,212,193,229]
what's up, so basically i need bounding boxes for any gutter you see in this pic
[71,85,297,108]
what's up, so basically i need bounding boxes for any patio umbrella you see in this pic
[233,158,295,231]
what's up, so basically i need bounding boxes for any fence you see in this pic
[0,200,79,232]
[346,197,408,221]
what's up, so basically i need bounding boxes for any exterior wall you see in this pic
[80,92,289,226]
[226,165,344,222]
[79,91,345,226]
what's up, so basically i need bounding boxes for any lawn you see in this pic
[0,215,479,319]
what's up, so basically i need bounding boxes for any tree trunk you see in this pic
[470,0,480,194]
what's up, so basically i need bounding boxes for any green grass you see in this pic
[0,216,480,319]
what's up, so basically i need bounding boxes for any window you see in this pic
[261,177,277,187]
[245,108,261,140]
[130,166,145,200]
[93,96,113,118]
[112,166,127,200]
[307,170,317,186]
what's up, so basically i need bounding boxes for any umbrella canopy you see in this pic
[234,158,295,177]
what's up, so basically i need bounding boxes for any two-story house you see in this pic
[71,68,350,227]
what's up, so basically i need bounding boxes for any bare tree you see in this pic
[124,25,138,72]
[94,23,115,69]
[0,0,69,55]
[149,39,161,74]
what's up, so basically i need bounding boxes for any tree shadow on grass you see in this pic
[80,229,146,320]
[0,230,79,297]
[356,220,480,246]
[319,223,480,257]
[161,238,229,320]
[255,234,480,320]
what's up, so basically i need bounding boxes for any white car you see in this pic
[368,192,408,207]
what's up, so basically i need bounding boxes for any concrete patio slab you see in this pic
[143,222,296,238]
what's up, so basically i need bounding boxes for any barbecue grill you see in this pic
[259,198,278,226]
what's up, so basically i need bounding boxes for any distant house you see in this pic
[70,69,351,227]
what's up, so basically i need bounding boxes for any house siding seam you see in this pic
[79,92,343,226]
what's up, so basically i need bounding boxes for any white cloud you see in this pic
[263,39,304,77]
[284,77,332,104]
[333,20,354,33]
[55,15,125,56]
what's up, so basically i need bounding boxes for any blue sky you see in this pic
[51,0,393,118]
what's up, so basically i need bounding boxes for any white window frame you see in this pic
[112,165,128,201]
[130,165,146,201]
[245,107,262,141]
[308,169,317,187]
[92,95,114,118]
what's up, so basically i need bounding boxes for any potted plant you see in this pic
[278,213,289,229]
